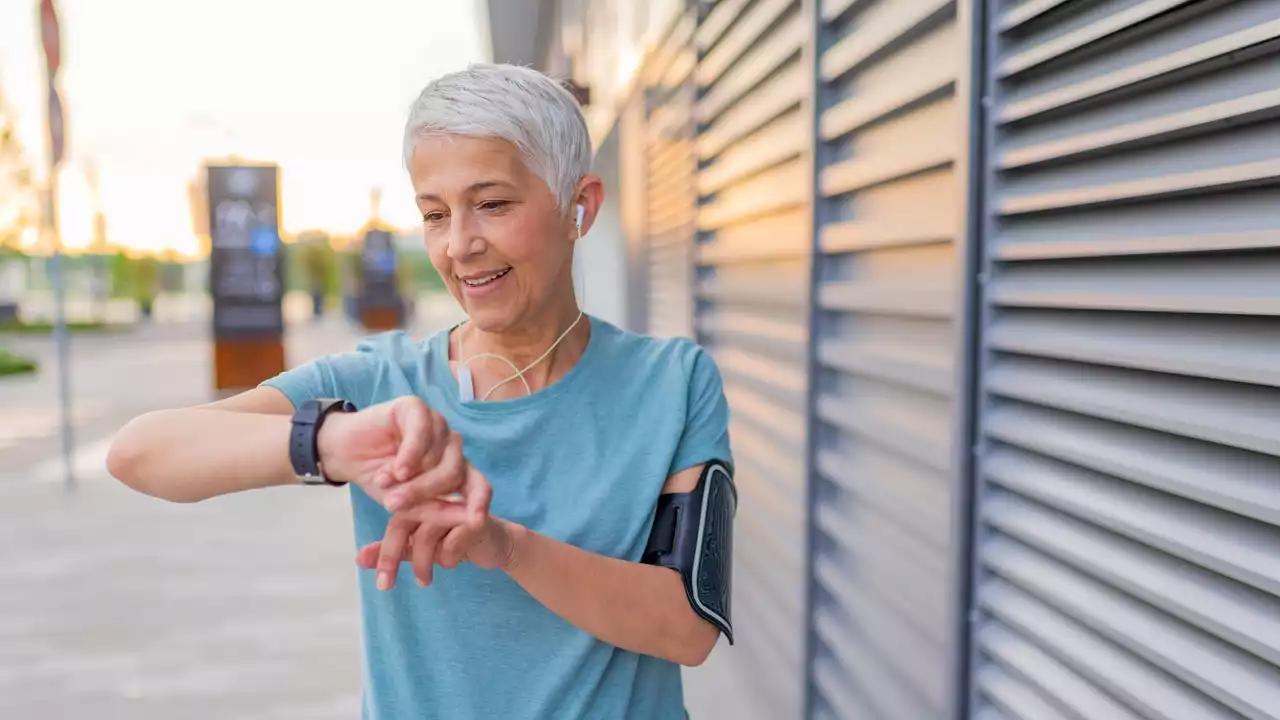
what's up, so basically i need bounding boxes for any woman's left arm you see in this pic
[501,464,720,667]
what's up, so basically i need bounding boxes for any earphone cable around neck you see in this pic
[456,309,584,401]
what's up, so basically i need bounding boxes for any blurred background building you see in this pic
[483,0,1280,718]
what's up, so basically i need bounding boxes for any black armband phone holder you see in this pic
[642,460,737,643]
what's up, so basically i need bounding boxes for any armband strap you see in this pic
[642,460,737,644]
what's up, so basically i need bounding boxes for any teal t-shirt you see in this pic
[261,316,732,720]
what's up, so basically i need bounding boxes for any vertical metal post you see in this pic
[46,183,75,490]
[947,0,993,716]
[40,0,74,489]
[800,0,828,717]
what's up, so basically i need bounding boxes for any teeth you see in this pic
[463,268,510,287]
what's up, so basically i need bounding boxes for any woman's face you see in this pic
[409,135,583,333]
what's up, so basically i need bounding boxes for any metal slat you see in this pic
[994,228,1280,260]
[813,657,877,720]
[978,665,1073,720]
[818,280,954,317]
[984,486,1280,664]
[815,606,938,719]
[999,0,1073,32]
[815,390,951,474]
[1001,19,1280,123]
[695,0,753,52]
[817,440,951,554]
[697,62,806,160]
[821,23,958,141]
[817,336,953,396]
[987,310,1280,387]
[696,0,796,87]
[986,355,1280,457]
[979,623,1146,720]
[1000,88,1280,169]
[696,13,805,123]
[986,402,1280,526]
[822,95,959,197]
[816,498,949,596]
[697,208,807,265]
[697,158,807,230]
[811,479,951,643]
[820,142,955,197]
[821,0,954,82]
[1000,159,1280,215]
[998,0,1199,78]
[697,109,806,194]
[815,557,948,713]
[980,580,1235,720]
[984,535,1280,719]
[991,255,1280,316]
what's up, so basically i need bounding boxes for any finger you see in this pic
[376,519,414,591]
[391,397,433,483]
[462,464,493,525]
[410,525,434,587]
[384,434,465,513]
[356,541,381,569]
[401,498,470,526]
[412,521,451,587]
[437,524,472,570]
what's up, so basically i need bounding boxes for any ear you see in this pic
[570,174,605,237]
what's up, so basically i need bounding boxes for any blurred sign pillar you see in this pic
[358,228,402,331]
[206,164,286,393]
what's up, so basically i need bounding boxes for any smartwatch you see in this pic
[289,398,357,486]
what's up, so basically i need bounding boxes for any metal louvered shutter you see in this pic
[805,0,967,717]
[645,12,700,339]
[969,1,1280,718]
[693,0,812,716]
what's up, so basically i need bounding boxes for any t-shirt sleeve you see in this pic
[668,346,733,477]
[259,351,376,410]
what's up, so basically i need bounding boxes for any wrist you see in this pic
[315,411,352,482]
[501,520,531,573]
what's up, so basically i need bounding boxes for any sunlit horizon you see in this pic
[0,0,487,258]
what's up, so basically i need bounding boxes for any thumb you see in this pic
[391,398,432,482]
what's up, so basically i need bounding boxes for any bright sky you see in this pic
[0,0,487,257]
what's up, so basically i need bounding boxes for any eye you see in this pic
[423,210,446,223]
[478,200,510,212]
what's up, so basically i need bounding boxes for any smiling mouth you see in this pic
[460,268,512,287]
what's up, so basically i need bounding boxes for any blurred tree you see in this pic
[133,255,159,319]
[0,83,38,252]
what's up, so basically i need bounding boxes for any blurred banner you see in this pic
[206,163,285,391]
[207,163,284,338]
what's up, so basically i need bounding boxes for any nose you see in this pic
[445,213,483,261]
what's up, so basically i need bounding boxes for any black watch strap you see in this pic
[290,398,356,486]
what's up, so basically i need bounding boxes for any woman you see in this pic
[107,63,736,720]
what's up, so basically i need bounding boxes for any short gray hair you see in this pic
[403,63,592,209]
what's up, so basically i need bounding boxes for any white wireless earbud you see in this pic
[575,204,585,231]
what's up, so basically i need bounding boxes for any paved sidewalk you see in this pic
[0,457,364,719]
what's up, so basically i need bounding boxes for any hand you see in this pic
[317,396,488,516]
[355,468,521,589]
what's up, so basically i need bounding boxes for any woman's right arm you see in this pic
[108,387,471,513]
[106,387,302,504]
[106,384,302,502]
